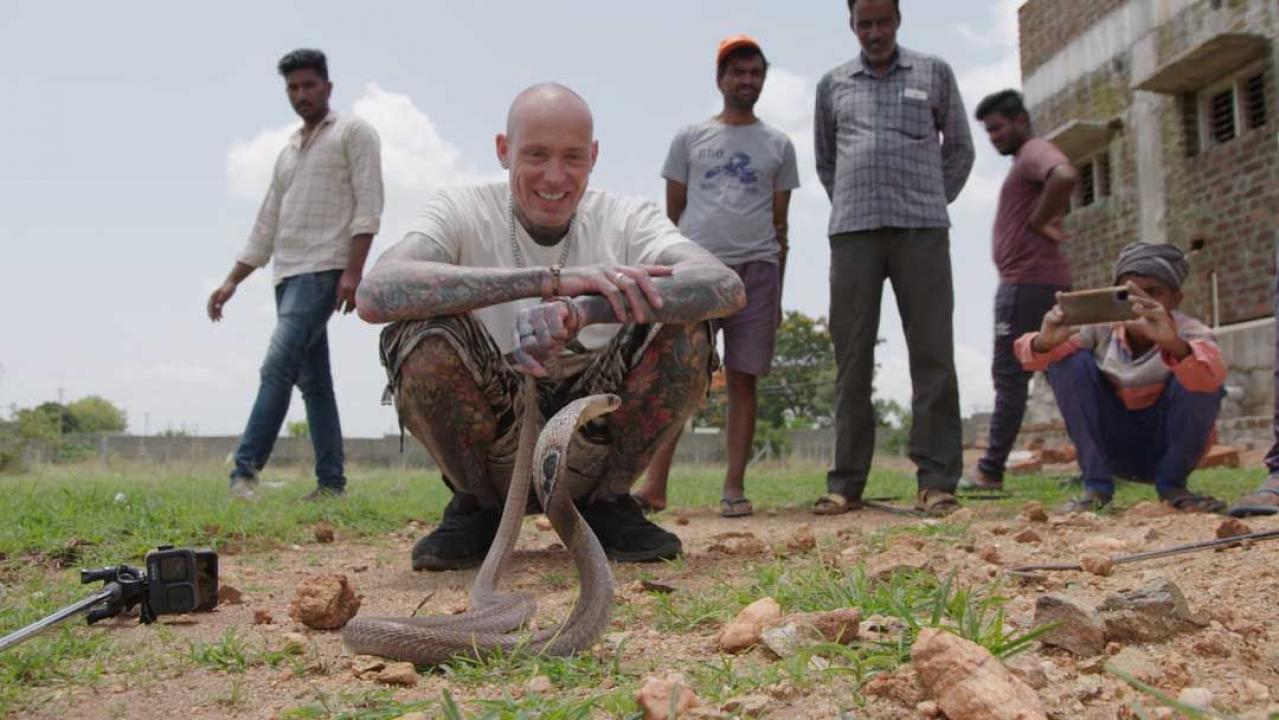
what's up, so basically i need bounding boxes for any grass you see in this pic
[0,459,1269,718]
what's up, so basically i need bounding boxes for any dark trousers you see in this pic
[827,228,961,498]
[977,283,1067,479]
[1045,351,1221,497]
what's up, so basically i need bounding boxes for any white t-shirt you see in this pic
[404,183,688,354]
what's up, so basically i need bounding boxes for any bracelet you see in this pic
[547,264,562,298]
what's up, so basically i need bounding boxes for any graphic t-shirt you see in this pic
[661,119,800,266]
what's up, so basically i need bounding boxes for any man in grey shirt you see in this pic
[813,0,974,516]
[634,34,799,518]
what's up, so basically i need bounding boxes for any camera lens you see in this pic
[1117,290,1129,301]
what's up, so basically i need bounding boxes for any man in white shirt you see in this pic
[207,48,384,500]
[357,83,744,570]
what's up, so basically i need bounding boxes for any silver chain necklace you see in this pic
[508,194,574,269]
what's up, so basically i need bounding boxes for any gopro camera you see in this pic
[145,546,219,614]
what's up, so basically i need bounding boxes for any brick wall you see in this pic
[1018,0,1130,76]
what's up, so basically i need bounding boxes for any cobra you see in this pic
[342,377,622,665]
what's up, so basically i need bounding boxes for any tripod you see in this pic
[0,564,154,653]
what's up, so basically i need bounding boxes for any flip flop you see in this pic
[1161,489,1227,515]
[811,493,862,515]
[914,489,962,517]
[719,497,754,518]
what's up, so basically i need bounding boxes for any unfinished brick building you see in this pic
[1019,0,1279,437]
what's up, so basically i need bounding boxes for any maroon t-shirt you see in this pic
[992,138,1072,285]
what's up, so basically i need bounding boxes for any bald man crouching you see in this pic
[356,84,746,570]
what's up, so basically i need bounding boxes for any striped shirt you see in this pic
[1015,313,1227,410]
[238,112,384,284]
[814,46,974,235]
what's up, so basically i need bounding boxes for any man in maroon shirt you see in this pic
[962,90,1078,492]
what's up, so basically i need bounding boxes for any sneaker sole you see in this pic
[411,553,485,572]
[603,540,683,563]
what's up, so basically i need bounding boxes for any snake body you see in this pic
[342,377,621,665]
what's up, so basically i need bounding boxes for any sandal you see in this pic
[1228,481,1279,518]
[719,497,754,518]
[914,488,961,517]
[1054,490,1112,515]
[957,471,1006,495]
[812,493,862,515]
[1161,488,1226,514]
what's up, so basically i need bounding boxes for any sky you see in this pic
[0,0,1024,437]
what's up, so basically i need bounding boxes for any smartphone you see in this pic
[1058,286,1137,326]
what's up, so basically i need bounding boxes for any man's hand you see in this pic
[207,281,237,322]
[335,269,361,314]
[511,298,584,377]
[1028,220,1067,244]
[557,264,673,323]
[1030,293,1074,353]
[1123,282,1186,355]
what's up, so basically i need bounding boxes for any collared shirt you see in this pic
[238,112,384,284]
[814,46,974,235]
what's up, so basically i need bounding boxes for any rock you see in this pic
[976,544,1002,565]
[313,522,335,543]
[865,548,931,580]
[1197,445,1240,469]
[861,664,926,706]
[1039,445,1077,464]
[1008,457,1043,475]
[218,584,244,605]
[1019,503,1048,523]
[719,622,760,654]
[636,672,702,720]
[1079,553,1114,577]
[720,694,769,717]
[374,662,418,687]
[736,597,782,626]
[1098,580,1197,643]
[1106,647,1157,683]
[524,675,553,694]
[1125,501,1174,519]
[534,516,553,532]
[1216,517,1253,539]
[911,628,1047,720]
[1003,654,1048,690]
[707,532,769,556]
[916,700,943,718]
[252,609,273,625]
[784,525,816,553]
[760,622,819,658]
[1177,687,1214,711]
[808,608,861,644]
[1013,528,1042,544]
[1034,594,1105,656]
[288,574,361,630]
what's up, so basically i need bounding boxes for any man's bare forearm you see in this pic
[574,260,744,326]
[357,262,548,323]
[345,234,374,275]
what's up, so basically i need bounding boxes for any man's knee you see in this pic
[398,334,469,392]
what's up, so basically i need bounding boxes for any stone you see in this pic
[911,628,1047,720]
[865,548,931,580]
[524,675,553,694]
[861,664,926,706]
[1020,502,1049,523]
[252,609,273,625]
[636,672,702,720]
[719,694,769,717]
[1079,553,1114,577]
[1034,594,1105,656]
[1098,580,1197,643]
[719,622,760,654]
[1216,517,1253,539]
[218,584,244,605]
[288,574,361,630]
[1003,654,1048,690]
[707,532,769,556]
[1106,647,1157,683]
[736,597,781,626]
[312,522,335,544]
[977,544,1002,565]
[784,525,816,553]
[1177,687,1214,711]
[1197,445,1240,469]
[807,608,861,644]
[374,662,418,687]
[1013,528,1042,544]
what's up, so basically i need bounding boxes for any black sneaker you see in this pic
[580,494,683,563]
[411,493,501,571]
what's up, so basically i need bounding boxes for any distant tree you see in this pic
[287,420,310,439]
[33,402,77,434]
[66,395,127,434]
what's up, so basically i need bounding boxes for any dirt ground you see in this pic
[17,456,1279,719]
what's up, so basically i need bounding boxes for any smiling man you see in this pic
[356,83,745,570]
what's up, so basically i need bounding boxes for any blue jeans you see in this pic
[1045,350,1221,498]
[231,270,345,490]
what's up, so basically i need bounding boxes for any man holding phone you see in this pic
[962,90,1076,493]
[1014,242,1227,514]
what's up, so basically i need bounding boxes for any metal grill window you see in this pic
[1078,162,1096,207]
[1209,88,1237,143]
[1245,73,1267,129]
[1096,152,1111,199]
[1181,93,1200,157]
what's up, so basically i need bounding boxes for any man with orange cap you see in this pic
[633,35,799,518]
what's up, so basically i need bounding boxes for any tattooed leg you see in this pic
[396,335,503,507]
[597,322,712,498]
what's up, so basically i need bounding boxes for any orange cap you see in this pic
[716,34,761,66]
